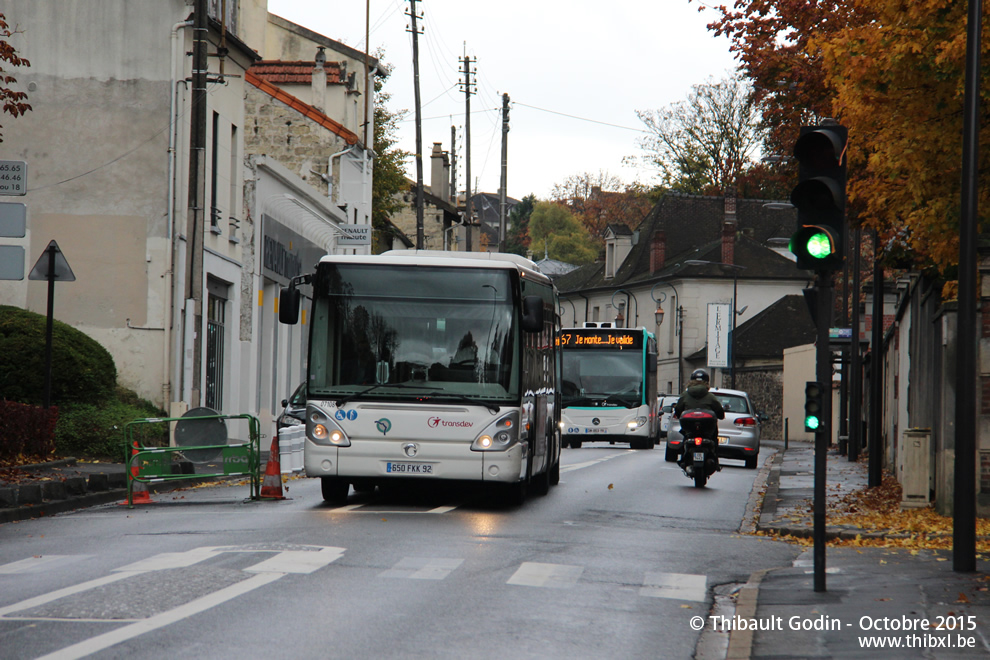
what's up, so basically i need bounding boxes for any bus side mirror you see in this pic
[279,286,300,325]
[521,295,544,333]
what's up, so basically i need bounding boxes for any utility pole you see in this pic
[460,48,475,251]
[450,125,457,206]
[184,0,209,407]
[850,226,862,462]
[498,93,510,252]
[363,0,371,147]
[407,0,425,248]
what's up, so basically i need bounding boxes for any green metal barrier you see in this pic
[122,413,262,506]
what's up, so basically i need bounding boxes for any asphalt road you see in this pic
[0,444,799,660]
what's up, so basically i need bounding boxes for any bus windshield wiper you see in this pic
[335,382,431,407]
[422,390,500,413]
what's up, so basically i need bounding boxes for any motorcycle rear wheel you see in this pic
[693,463,707,488]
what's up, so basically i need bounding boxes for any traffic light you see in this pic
[804,381,824,432]
[790,125,848,271]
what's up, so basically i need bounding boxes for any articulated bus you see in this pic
[278,250,560,506]
[559,324,659,449]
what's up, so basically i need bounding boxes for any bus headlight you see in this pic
[307,404,351,447]
[627,416,648,430]
[471,411,520,451]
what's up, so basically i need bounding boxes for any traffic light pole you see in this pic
[814,270,834,592]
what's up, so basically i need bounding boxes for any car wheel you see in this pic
[745,455,758,470]
[665,444,678,462]
[321,477,350,504]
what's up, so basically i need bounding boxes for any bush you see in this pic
[0,305,116,406]
[55,387,167,460]
[0,400,58,462]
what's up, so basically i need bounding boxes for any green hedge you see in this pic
[55,388,168,459]
[0,305,116,406]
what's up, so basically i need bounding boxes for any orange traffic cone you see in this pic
[122,441,153,505]
[259,436,286,500]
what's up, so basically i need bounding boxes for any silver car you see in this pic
[663,387,765,469]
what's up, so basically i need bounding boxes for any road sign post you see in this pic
[28,241,76,408]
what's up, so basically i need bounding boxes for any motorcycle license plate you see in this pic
[693,452,705,461]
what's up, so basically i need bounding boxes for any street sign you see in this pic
[0,160,27,196]
[706,302,732,368]
[337,224,371,246]
[829,327,852,344]
[0,201,26,236]
[0,245,24,280]
[29,240,76,281]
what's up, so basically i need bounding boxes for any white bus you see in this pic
[559,324,659,449]
[278,250,561,505]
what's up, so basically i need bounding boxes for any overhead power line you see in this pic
[512,101,646,132]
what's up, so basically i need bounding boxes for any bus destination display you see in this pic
[559,330,643,349]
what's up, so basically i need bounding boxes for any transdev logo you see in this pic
[375,418,392,435]
[428,417,473,428]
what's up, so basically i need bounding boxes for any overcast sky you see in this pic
[266,1,739,200]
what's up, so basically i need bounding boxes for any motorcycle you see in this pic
[676,409,721,488]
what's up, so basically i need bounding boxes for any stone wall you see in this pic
[735,367,784,442]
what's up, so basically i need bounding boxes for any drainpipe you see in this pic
[578,292,591,324]
[164,19,192,411]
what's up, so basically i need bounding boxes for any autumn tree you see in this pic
[0,13,31,142]
[549,171,652,244]
[503,194,536,257]
[630,74,765,195]
[815,0,989,275]
[370,54,410,254]
[528,201,597,265]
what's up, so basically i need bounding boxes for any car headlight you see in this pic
[471,411,520,451]
[307,404,350,447]
[627,416,649,429]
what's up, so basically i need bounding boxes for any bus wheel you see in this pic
[549,456,560,486]
[532,462,550,497]
[504,480,528,506]
[321,477,350,505]
[570,440,582,449]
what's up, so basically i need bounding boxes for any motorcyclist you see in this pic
[673,369,724,468]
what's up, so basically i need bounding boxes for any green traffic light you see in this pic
[805,232,832,259]
[805,415,821,431]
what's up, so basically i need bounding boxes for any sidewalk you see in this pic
[734,441,990,658]
[0,451,272,525]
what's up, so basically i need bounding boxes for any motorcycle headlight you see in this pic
[471,411,519,451]
[307,404,351,447]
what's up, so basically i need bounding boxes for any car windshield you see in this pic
[715,394,751,414]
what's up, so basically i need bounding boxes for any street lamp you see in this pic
[685,260,746,389]
[651,281,683,393]
[610,289,637,328]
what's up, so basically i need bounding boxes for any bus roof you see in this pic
[317,250,552,284]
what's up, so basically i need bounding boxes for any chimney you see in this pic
[430,143,449,200]
[722,187,738,265]
[650,231,666,274]
[312,47,327,112]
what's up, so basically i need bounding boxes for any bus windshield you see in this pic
[561,348,644,408]
[308,264,518,404]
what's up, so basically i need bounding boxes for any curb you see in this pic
[726,568,769,660]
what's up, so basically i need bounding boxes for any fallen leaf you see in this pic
[957,593,970,603]
[876,597,891,601]
[608,483,614,490]
[680,604,692,609]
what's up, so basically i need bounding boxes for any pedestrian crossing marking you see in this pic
[507,562,583,588]
[640,572,706,602]
[0,555,92,574]
[379,557,464,580]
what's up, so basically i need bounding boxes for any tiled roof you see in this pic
[251,60,343,85]
[687,294,816,361]
[555,192,807,294]
[245,71,359,145]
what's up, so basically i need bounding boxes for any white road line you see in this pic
[640,572,707,602]
[507,562,584,588]
[379,557,464,580]
[244,547,345,574]
[0,572,140,617]
[0,555,91,574]
[114,546,220,572]
[34,572,284,660]
[560,452,629,473]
